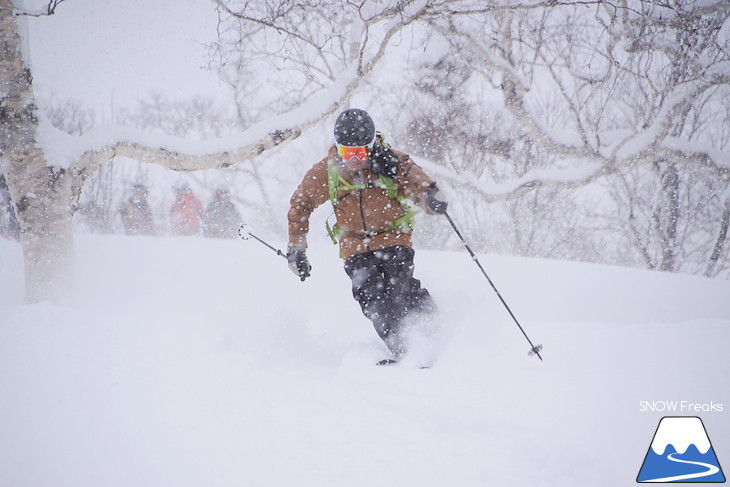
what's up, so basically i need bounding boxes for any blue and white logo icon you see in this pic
[637,416,725,483]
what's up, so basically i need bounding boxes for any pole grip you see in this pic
[249,233,287,259]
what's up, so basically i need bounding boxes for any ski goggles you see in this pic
[336,143,372,161]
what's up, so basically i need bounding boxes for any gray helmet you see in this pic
[333,109,376,146]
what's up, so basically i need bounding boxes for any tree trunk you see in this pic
[658,162,680,272]
[705,194,730,277]
[1,1,74,303]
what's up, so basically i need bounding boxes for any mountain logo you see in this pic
[637,416,725,483]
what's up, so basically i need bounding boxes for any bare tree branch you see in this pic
[13,0,66,17]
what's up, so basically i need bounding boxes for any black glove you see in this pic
[425,185,448,214]
[287,245,311,281]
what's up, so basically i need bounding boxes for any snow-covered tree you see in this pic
[1,0,74,303]
[2,0,728,304]
[211,0,730,275]
[0,0,335,303]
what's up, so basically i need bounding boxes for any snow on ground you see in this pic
[1,234,729,487]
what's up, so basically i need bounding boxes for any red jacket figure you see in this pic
[170,183,204,236]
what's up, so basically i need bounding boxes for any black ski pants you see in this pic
[343,245,436,355]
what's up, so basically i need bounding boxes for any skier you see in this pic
[170,182,204,236]
[119,183,155,236]
[286,108,448,363]
[203,186,242,239]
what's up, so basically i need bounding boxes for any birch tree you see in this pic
[1,0,73,303]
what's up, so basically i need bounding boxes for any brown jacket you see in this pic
[288,145,436,260]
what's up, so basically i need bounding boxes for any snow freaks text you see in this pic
[639,401,724,413]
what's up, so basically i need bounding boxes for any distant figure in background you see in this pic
[119,183,155,236]
[203,186,242,239]
[170,182,204,236]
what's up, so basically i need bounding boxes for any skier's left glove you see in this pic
[425,185,448,215]
[287,243,311,281]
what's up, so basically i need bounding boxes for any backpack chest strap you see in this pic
[325,161,419,247]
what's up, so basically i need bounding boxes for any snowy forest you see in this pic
[1,0,729,303]
[3,2,730,486]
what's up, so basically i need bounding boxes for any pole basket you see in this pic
[238,223,254,240]
[528,344,543,358]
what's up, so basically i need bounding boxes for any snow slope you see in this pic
[1,234,729,487]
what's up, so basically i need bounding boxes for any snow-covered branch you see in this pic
[428,18,603,164]
[422,158,607,203]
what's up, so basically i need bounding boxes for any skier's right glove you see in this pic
[287,244,311,282]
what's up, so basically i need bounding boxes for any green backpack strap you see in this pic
[325,213,343,245]
[327,160,340,207]
[325,161,347,248]
[375,174,419,232]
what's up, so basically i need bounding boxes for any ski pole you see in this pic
[238,224,286,260]
[443,211,543,361]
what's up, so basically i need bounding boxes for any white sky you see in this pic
[26,0,233,118]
